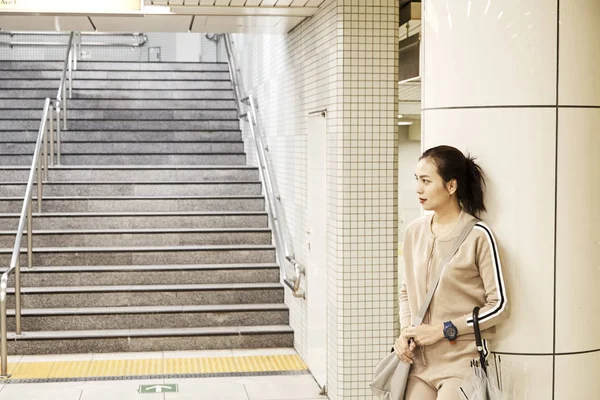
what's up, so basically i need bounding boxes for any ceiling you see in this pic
[0,0,325,34]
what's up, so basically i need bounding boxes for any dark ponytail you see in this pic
[420,145,487,217]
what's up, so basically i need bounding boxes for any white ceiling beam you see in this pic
[169,5,318,16]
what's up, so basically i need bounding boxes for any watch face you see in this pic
[445,326,457,338]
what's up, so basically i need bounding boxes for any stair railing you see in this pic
[222,34,305,299]
[0,31,148,49]
[0,32,77,378]
[55,31,77,163]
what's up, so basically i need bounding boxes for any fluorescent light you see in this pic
[398,121,413,126]
[398,76,420,85]
[142,5,172,14]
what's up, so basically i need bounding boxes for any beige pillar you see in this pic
[422,1,600,398]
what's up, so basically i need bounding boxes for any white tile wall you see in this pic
[232,1,399,398]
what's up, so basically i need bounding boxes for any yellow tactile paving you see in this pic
[164,357,200,374]
[48,361,92,378]
[87,359,128,377]
[124,358,163,376]
[8,361,54,379]
[5,354,308,380]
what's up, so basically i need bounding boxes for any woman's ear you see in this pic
[447,179,457,196]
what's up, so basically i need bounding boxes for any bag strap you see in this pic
[412,218,478,326]
[472,306,487,374]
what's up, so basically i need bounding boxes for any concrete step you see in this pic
[0,153,247,166]
[0,98,237,110]
[0,227,272,247]
[0,61,230,71]
[0,119,240,130]
[7,325,293,355]
[0,195,265,212]
[6,282,283,308]
[0,89,235,99]
[0,61,62,70]
[0,181,261,196]
[0,141,244,154]
[0,70,231,80]
[1,109,238,120]
[0,211,268,229]
[0,166,259,182]
[0,130,242,142]
[0,80,232,90]
[0,244,276,266]
[7,304,288,331]
[14,263,280,286]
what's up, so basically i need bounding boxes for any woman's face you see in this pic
[414,157,455,212]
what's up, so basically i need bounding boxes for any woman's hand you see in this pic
[394,328,417,364]
[403,324,445,347]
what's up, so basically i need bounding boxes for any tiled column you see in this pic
[422,1,600,398]
[332,2,399,399]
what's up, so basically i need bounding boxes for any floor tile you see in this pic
[231,349,297,357]
[0,382,85,400]
[242,375,324,400]
[92,352,163,361]
[6,356,21,364]
[81,378,165,400]
[20,353,94,362]
[162,350,234,359]
[163,378,249,400]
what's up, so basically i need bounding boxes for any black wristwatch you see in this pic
[443,321,458,344]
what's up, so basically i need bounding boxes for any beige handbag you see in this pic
[370,219,478,400]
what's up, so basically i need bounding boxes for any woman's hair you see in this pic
[420,145,487,217]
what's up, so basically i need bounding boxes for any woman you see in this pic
[395,145,508,399]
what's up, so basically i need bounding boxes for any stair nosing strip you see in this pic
[9,282,283,294]
[8,303,288,317]
[0,244,276,254]
[0,211,267,216]
[0,195,264,200]
[20,263,279,273]
[7,325,293,340]
[0,166,257,170]
[0,180,261,185]
[0,227,271,235]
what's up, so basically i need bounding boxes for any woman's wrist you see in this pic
[437,323,446,342]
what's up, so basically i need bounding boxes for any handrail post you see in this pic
[0,288,8,378]
[15,258,21,335]
[68,50,72,99]
[62,82,67,131]
[37,155,42,213]
[73,32,78,70]
[43,116,48,182]
[27,199,32,268]
[49,102,55,167]
[56,102,61,165]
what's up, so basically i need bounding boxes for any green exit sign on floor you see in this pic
[138,384,179,394]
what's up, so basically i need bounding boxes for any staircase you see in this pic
[0,60,293,354]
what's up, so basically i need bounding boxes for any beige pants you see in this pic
[405,339,483,400]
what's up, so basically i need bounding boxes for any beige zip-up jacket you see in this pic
[399,211,508,340]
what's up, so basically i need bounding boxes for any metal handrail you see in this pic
[0,31,148,48]
[0,31,77,378]
[55,31,77,164]
[0,98,53,378]
[222,34,305,299]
